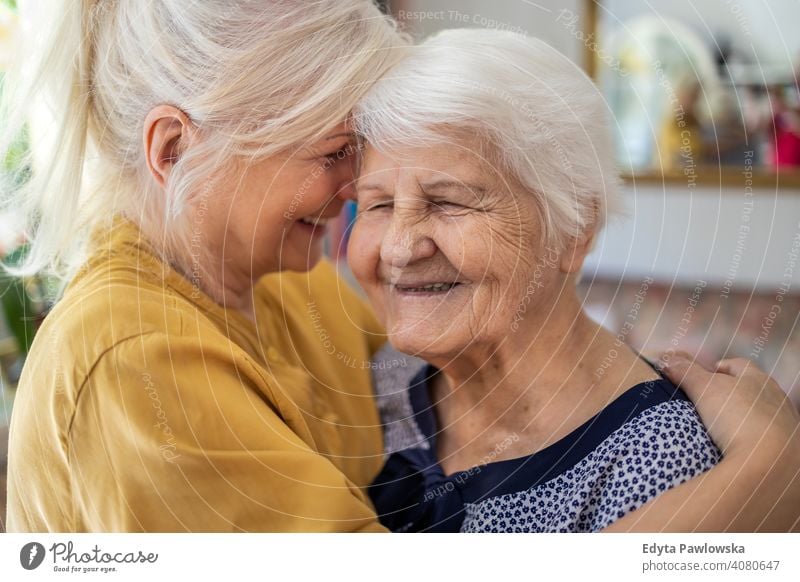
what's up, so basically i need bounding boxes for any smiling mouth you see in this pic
[393,282,463,293]
[298,216,334,227]
[294,216,334,239]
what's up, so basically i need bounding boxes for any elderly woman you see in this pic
[2,2,798,532]
[351,29,800,532]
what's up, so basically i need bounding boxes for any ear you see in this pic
[143,105,196,187]
[559,202,600,274]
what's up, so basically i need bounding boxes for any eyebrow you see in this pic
[420,179,487,198]
[355,179,489,197]
[355,182,388,193]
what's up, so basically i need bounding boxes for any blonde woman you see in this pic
[1,1,798,532]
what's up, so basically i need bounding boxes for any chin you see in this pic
[388,320,460,361]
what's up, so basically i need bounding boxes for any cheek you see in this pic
[348,218,383,283]
[348,219,390,322]
[298,175,336,210]
[262,164,332,220]
[482,207,540,279]
[436,216,538,317]
[433,218,496,282]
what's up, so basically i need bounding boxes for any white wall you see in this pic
[399,0,584,64]
[585,185,800,291]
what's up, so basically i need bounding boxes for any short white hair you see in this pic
[2,0,408,284]
[354,28,620,249]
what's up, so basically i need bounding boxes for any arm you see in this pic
[69,332,386,532]
[604,354,800,532]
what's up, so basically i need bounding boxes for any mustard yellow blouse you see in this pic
[6,218,388,532]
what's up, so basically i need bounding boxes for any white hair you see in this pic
[354,28,621,249]
[1,0,408,286]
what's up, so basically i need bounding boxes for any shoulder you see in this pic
[25,301,303,452]
[587,381,721,480]
[568,384,721,529]
[41,272,192,350]
[609,391,722,473]
[21,253,241,405]
[371,343,429,454]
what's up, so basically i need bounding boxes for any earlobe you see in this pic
[143,105,195,187]
[559,201,601,274]
[559,227,597,274]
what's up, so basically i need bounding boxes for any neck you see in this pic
[210,269,257,321]
[180,249,256,318]
[132,214,258,319]
[429,290,610,471]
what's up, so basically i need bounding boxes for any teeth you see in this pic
[397,282,458,292]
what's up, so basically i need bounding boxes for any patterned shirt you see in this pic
[369,347,721,532]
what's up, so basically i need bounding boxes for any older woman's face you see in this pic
[349,142,563,359]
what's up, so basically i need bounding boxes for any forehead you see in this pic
[359,141,493,185]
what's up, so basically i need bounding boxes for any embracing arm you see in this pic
[69,332,386,532]
[604,354,800,532]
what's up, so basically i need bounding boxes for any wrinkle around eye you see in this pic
[434,201,478,216]
[357,200,395,215]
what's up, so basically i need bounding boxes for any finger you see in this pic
[656,350,697,371]
[715,357,764,380]
[661,353,733,443]
[659,352,716,404]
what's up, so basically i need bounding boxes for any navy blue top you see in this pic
[369,361,721,532]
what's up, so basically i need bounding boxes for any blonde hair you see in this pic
[354,28,621,249]
[1,0,408,286]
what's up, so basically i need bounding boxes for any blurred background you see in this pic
[0,0,799,530]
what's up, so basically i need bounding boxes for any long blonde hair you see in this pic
[1,0,407,288]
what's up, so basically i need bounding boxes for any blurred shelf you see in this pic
[622,167,800,189]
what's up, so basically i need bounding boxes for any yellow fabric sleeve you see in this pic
[68,332,385,532]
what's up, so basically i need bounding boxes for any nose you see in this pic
[380,208,437,277]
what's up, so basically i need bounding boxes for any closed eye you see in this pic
[433,201,471,214]
[363,201,394,212]
[324,148,350,163]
